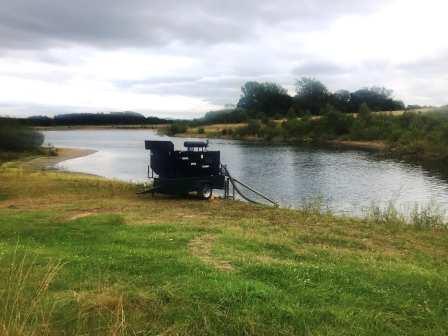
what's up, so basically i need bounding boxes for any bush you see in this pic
[0,118,44,152]
[166,123,188,136]
[236,119,262,137]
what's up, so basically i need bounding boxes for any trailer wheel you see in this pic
[198,184,213,200]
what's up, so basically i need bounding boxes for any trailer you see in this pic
[143,139,278,206]
[144,140,225,199]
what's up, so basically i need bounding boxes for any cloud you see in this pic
[292,61,349,77]
[0,0,447,117]
[0,0,387,51]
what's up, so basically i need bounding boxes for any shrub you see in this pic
[236,119,262,137]
[0,118,44,152]
[166,123,188,136]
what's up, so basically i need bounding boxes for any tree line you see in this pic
[227,106,448,164]
[26,112,172,126]
[198,77,405,124]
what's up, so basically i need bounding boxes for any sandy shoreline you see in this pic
[326,140,386,151]
[26,147,97,170]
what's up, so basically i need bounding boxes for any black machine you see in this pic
[143,139,278,205]
[144,140,226,199]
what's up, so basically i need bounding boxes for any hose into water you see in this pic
[222,165,279,207]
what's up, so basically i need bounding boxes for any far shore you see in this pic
[175,130,387,152]
[35,124,166,131]
[39,124,387,153]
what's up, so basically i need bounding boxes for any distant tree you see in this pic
[27,115,54,126]
[32,112,172,126]
[201,108,248,124]
[294,77,330,115]
[237,81,293,117]
[406,104,422,110]
[350,87,404,112]
[332,89,351,113]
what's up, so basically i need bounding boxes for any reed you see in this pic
[365,201,447,229]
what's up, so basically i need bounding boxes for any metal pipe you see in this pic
[231,177,278,207]
[222,166,278,207]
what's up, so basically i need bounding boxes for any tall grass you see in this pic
[301,196,332,217]
[64,285,130,335]
[365,201,447,229]
[0,246,63,335]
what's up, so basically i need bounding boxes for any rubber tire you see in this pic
[198,184,213,200]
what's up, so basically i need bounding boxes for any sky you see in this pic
[0,0,447,119]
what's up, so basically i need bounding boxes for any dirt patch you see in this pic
[188,234,234,272]
[69,212,95,221]
[327,140,386,151]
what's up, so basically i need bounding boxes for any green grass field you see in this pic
[0,156,447,335]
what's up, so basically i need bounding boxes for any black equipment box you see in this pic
[145,140,225,198]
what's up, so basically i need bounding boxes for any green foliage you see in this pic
[228,108,448,163]
[201,108,248,124]
[27,112,171,126]
[230,78,404,121]
[0,118,44,152]
[358,102,372,120]
[350,87,405,112]
[237,82,292,118]
[235,119,262,137]
[295,77,330,115]
[166,123,188,136]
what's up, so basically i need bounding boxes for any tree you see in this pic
[237,81,292,117]
[350,87,404,112]
[332,89,351,113]
[294,77,330,115]
[0,118,44,152]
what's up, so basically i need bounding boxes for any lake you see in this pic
[44,129,448,216]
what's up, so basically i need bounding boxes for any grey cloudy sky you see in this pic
[0,0,446,118]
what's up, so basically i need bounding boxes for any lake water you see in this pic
[44,129,448,216]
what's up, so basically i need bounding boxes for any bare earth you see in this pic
[326,140,386,151]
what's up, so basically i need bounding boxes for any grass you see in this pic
[0,155,448,335]
[0,246,63,335]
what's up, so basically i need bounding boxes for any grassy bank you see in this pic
[0,154,448,335]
